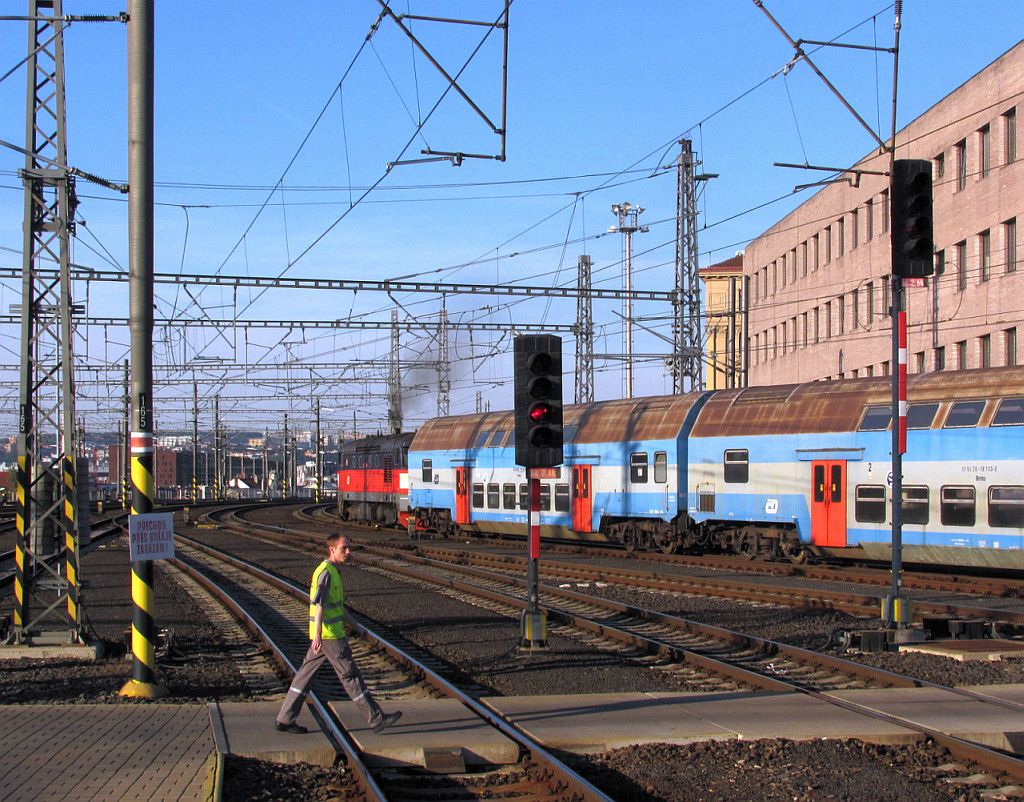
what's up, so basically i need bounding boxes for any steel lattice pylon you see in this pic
[437,300,450,417]
[672,139,702,394]
[574,254,594,404]
[11,0,83,644]
[388,309,403,434]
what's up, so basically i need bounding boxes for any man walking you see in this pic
[275,532,402,734]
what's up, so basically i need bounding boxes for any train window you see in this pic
[858,405,892,431]
[502,483,517,509]
[907,403,939,429]
[902,486,930,525]
[539,484,552,511]
[487,430,506,447]
[855,485,886,523]
[813,465,825,502]
[654,451,668,483]
[554,484,570,512]
[473,430,491,449]
[989,486,1024,527]
[421,459,432,483]
[943,400,985,428]
[940,485,976,526]
[724,450,749,483]
[562,424,578,444]
[487,483,500,508]
[630,452,649,483]
[472,483,485,509]
[518,483,528,510]
[993,397,1024,426]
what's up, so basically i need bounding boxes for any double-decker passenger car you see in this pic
[407,367,1024,569]
[336,432,413,528]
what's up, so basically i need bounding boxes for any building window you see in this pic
[1005,107,1017,163]
[801,312,808,346]
[824,225,832,264]
[865,198,873,241]
[825,301,832,339]
[814,307,820,343]
[957,340,968,369]
[882,360,890,376]
[957,240,968,291]
[838,295,845,334]
[980,230,991,281]
[866,365,874,377]
[772,261,777,294]
[851,208,859,249]
[881,189,889,232]
[979,124,991,178]
[1007,327,1018,366]
[866,281,874,320]
[980,334,991,368]
[838,217,845,256]
[956,138,967,190]
[1007,218,1017,273]
[781,321,787,354]
[915,351,925,373]
[801,241,808,277]
[934,249,945,281]
[812,234,819,270]
[781,255,787,288]
[790,248,797,283]
[934,152,945,178]
[851,289,859,330]
[882,276,890,316]
[934,346,945,371]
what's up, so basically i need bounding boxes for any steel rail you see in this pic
[178,525,614,802]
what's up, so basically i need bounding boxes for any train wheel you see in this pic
[740,533,759,560]
[623,525,638,552]
[780,537,808,564]
[655,532,677,555]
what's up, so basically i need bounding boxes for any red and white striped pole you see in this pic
[520,470,548,650]
[896,310,908,455]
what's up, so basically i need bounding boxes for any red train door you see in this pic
[810,461,847,547]
[455,467,471,525]
[572,465,593,532]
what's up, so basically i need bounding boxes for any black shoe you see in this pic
[275,722,309,734]
[371,711,402,734]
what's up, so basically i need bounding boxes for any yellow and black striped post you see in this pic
[119,431,165,698]
[62,454,81,638]
[12,454,30,641]
[119,0,163,699]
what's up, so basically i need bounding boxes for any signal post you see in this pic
[513,335,564,651]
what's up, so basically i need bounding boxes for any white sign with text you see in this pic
[128,512,176,562]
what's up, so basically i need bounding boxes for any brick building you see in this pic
[698,255,744,389]
[743,41,1022,386]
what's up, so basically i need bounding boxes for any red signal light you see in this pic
[529,402,552,422]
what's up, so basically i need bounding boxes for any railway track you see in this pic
[207,502,1024,790]
[172,533,613,802]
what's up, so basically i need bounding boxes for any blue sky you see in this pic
[0,1,1021,439]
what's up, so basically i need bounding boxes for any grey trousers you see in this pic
[276,637,384,726]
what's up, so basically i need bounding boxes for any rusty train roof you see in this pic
[411,367,1024,451]
[691,366,1024,437]
[412,393,706,451]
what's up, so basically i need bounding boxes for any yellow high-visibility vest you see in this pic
[309,560,346,639]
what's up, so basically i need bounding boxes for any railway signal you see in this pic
[891,158,934,278]
[513,334,564,469]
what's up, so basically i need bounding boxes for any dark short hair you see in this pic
[327,532,348,548]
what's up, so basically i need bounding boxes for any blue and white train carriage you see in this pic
[408,366,1024,569]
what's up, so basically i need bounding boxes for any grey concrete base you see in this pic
[898,639,1024,662]
[828,686,1024,753]
[0,642,102,661]
[210,701,337,766]
[487,686,1024,754]
[485,692,920,753]
[330,699,520,769]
